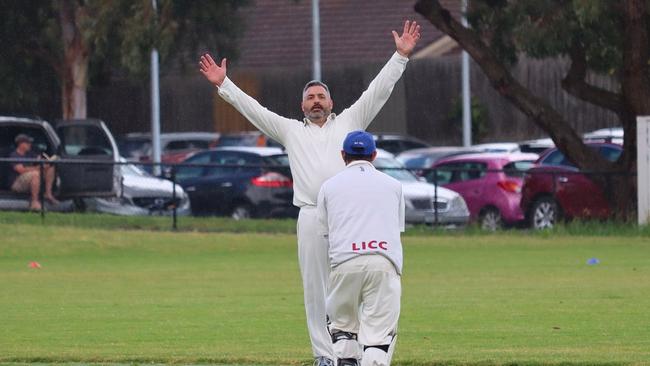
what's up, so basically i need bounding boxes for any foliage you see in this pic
[0,0,249,114]
[446,96,490,143]
[0,1,59,112]
[467,0,626,75]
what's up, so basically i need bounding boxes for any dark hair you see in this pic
[342,152,374,164]
[302,80,330,99]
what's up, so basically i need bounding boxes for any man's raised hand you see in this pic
[392,20,421,58]
[199,53,227,87]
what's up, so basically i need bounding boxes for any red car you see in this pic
[520,143,622,229]
[427,152,538,230]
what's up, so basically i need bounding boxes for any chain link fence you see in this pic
[0,157,637,230]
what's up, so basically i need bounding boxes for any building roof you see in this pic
[236,0,461,69]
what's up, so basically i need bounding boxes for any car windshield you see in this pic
[217,135,256,147]
[373,157,418,182]
[398,155,434,169]
[119,138,151,158]
[166,139,211,151]
[121,162,149,177]
[266,154,290,166]
[503,160,535,177]
[541,145,621,167]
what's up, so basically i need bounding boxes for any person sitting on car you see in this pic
[9,134,59,210]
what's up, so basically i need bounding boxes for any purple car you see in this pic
[428,152,539,230]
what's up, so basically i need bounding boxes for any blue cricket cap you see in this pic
[343,130,376,155]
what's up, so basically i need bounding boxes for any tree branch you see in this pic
[413,0,613,171]
[561,43,624,114]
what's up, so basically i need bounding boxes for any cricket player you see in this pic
[316,131,404,366]
[199,21,420,365]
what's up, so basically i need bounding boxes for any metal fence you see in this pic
[0,157,637,230]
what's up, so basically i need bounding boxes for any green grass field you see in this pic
[1,220,649,366]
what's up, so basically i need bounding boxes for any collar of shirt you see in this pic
[303,112,337,126]
[346,160,376,170]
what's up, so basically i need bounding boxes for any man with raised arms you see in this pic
[199,20,420,365]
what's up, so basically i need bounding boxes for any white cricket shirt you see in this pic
[216,52,408,207]
[316,160,405,274]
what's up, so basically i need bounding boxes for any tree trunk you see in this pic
[613,0,650,219]
[414,0,649,220]
[58,0,89,119]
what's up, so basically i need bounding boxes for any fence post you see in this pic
[171,166,177,231]
[638,116,650,225]
[39,161,45,223]
[433,168,439,226]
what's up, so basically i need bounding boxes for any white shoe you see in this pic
[314,356,335,366]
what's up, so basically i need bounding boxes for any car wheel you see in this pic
[231,204,252,220]
[479,207,502,231]
[530,197,560,230]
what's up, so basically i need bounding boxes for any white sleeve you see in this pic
[398,185,405,233]
[339,52,408,130]
[316,186,329,237]
[217,77,293,145]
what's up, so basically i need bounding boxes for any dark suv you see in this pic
[175,146,296,219]
[0,116,120,211]
[520,143,622,229]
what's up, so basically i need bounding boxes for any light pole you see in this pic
[312,0,321,81]
[151,0,161,176]
[461,0,472,147]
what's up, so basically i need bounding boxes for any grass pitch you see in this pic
[1,222,649,365]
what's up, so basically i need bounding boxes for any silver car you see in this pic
[81,161,191,216]
[373,150,470,226]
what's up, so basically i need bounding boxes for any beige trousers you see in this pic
[326,255,401,366]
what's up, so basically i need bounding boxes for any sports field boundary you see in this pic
[1,211,649,237]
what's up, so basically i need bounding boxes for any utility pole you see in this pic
[461,0,472,147]
[312,0,322,81]
[151,0,161,175]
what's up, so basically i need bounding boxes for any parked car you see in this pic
[520,143,623,229]
[81,159,190,216]
[429,152,539,230]
[175,147,297,218]
[373,150,470,226]
[118,132,221,164]
[583,127,623,144]
[396,146,480,175]
[215,131,283,149]
[518,137,555,154]
[0,116,120,211]
[372,133,431,155]
[472,142,521,153]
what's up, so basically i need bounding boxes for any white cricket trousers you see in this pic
[297,206,334,359]
[327,255,401,366]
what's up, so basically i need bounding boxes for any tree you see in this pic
[414,0,650,218]
[0,0,248,119]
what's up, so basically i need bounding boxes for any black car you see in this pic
[175,147,297,219]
